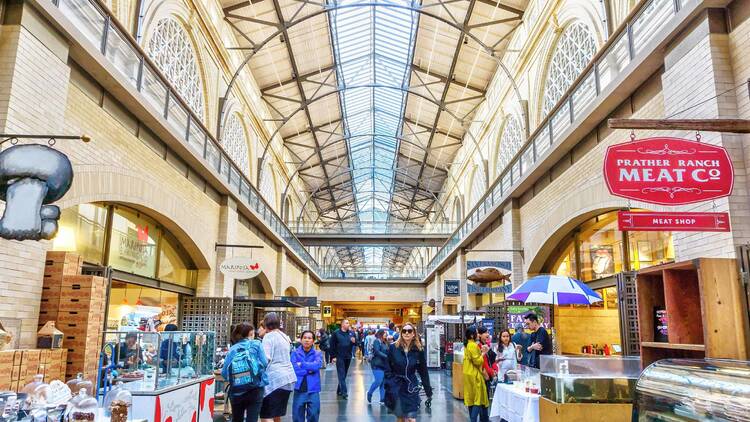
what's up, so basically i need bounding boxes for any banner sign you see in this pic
[467,261,512,283]
[280,296,318,307]
[604,137,734,205]
[444,279,460,296]
[618,211,730,232]
[467,283,512,294]
[219,256,261,279]
[481,318,495,336]
[507,305,551,330]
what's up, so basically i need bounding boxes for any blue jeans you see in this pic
[368,368,385,401]
[292,391,320,422]
[336,358,351,395]
[468,405,489,422]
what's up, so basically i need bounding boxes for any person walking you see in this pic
[316,329,331,366]
[364,329,376,362]
[291,330,322,422]
[329,319,356,399]
[222,323,268,422]
[495,329,518,382]
[367,329,388,404]
[463,326,489,422]
[260,313,296,422]
[384,323,433,422]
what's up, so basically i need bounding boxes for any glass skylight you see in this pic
[330,0,418,227]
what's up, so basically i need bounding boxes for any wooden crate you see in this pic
[539,397,633,422]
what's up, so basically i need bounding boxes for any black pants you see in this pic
[336,358,352,395]
[230,386,263,422]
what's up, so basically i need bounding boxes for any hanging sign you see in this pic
[467,261,512,283]
[444,279,460,296]
[219,256,261,279]
[467,283,513,294]
[280,296,318,307]
[618,211,730,232]
[603,137,734,205]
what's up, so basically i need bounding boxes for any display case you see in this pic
[99,331,216,422]
[636,358,750,421]
[540,355,640,404]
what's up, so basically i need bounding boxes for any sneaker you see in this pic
[342,394,348,400]
[367,393,372,403]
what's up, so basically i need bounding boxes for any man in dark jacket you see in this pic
[329,319,356,399]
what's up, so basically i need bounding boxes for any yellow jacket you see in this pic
[462,340,489,407]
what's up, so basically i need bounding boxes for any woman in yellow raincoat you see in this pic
[463,326,489,422]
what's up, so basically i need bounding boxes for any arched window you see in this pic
[222,113,250,177]
[470,165,486,206]
[542,22,597,117]
[259,159,276,208]
[496,115,524,176]
[146,18,205,119]
[453,197,463,222]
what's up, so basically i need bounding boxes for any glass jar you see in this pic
[103,382,132,418]
[66,374,93,397]
[67,390,97,422]
[0,391,18,422]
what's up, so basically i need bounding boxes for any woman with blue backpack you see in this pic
[291,330,322,422]
[222,322,268,422]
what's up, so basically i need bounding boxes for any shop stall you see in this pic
[98,330,216,422]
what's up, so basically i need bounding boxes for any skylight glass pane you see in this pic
[330,0,418,230]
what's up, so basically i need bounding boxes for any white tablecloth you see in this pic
[489,382,540,422]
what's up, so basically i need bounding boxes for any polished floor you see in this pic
[218,358,471,421]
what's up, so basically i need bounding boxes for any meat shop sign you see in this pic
[603,137,734,205]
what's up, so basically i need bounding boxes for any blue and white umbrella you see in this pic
[507,275,603,305]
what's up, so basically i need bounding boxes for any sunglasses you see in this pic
[402,328,415,334]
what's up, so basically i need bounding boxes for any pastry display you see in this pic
[110,399,129,422]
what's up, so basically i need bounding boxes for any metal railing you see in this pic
[294,221,457,235]
[49,0,321,274]
[423,0,687,279]
[320,266,424,280]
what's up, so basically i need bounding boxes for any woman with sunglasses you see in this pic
[383,324,433,422]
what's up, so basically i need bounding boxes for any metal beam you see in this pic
[411,63,486,94]
[260,64,337,93]
[608,118,750,133]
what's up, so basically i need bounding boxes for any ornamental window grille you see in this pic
[496,115,524,175]
[259,159,276,208]
[222,114,250,177]
[146,18,205,119]
[471,164,486,206]
[542,22,597,117]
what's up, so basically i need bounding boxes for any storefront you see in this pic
[541,210,675,355]
[52,203,197,332]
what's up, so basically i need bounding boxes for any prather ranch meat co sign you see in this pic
[603,137,734,205]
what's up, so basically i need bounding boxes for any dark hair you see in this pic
[464,326,478,346]
[524,313,539,323]
[125,332,138,340]
[164,324,178,332]
[388,322,395,330]
[231,322,255,345]
[375,329,386,340]
[497,329,512,353]
[300,330,315,341]
[477,326,488,335]
[263,312,280,331]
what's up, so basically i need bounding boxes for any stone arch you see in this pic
[468,163,487,208]
[56,169,214,271]
[452,196,464,223]
[284,286,300,297]
[492,113,524,181]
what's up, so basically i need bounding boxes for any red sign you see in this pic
[604,137,733,205]
[618,211,730,232]
[369,296,375,301]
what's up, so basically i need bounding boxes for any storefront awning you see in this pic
[234,298,302,308]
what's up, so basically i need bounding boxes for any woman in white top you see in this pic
[260,313,296,422]
[495,329,519,381]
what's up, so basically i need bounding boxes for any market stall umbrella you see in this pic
[507,275,602,305]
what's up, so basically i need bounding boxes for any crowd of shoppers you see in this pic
[222,312,550,422]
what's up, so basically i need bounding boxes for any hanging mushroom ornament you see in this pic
[0,144,73,240]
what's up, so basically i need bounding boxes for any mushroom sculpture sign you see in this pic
[0,144,73,241]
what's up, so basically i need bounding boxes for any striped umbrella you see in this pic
[507,275,603,305]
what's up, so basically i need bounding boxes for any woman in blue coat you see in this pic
[290,330,323,422]
[367,329,389,403]
[384,323,433,422]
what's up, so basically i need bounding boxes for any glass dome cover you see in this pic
[103,382,132,417]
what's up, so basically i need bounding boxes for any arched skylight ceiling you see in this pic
[222,0,526,272]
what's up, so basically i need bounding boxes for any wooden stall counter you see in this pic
[539,397,632,422]
[451,361,464,400]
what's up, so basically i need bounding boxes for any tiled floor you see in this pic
[217,359,471,421]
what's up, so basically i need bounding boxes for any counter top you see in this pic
[121,374,214,396]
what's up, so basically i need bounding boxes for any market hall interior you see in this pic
[2,0,750,420]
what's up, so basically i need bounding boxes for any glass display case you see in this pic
[636,358,750,421]
[100,330,215,393]
[540,355,641,404]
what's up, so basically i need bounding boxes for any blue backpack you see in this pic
[229,341,267,391]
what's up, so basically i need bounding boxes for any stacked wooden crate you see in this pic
[38,251,107,384]
[0,349,67,391]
